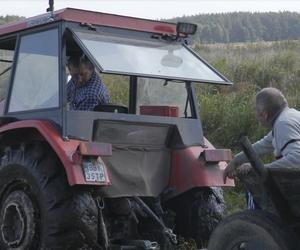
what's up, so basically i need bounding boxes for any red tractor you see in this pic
[0,3,233,249]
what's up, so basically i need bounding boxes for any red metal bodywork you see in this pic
[0,8,177,36]
[140,106,179,117]
[0,120,111,186]
[79,141,112,156]
[203,149,232,162]
[169,139,234,195]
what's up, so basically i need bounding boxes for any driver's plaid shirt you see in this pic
[67,72,110,110]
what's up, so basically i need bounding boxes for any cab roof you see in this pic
[0,8,177,37]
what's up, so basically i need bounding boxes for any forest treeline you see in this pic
[0,15,24,25]
[169,12,300,43]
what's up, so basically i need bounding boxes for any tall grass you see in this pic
[195,40,300,150]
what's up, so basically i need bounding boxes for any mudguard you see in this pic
[169,138,234,196]
[0,120,111,186]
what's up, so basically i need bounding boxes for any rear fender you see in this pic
[169,138,234,196]
[0,120,111,186]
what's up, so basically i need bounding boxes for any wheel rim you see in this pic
[0,190,38,248]
[231,241,252,250]
[2,201,25,246]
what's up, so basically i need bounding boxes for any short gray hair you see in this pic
[256,87,288,116]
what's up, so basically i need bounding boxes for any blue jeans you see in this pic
[246,190,256,209]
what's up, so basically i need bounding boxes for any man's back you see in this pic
[271,108,300,167]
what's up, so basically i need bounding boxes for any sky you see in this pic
[0,0,300,19]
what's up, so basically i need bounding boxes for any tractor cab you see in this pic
[0,8,230,127]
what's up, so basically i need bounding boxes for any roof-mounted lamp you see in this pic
[176,22,197,37]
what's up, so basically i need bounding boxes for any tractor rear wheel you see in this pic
[174,187,225,248]
[191,187,225,247]
[0,144,100,250]
[207,210,298,250]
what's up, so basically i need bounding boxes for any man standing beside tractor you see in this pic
[224,87,300,208]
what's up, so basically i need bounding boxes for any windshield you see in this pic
[136,78,191,117]
[73,30,231,84]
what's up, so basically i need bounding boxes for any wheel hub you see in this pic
[2,202,25,246]
[0,190,36,248]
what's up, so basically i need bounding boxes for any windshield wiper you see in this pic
[184,85,191,118]
[0,59,13,63]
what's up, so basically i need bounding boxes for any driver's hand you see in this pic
[223,158,239,183]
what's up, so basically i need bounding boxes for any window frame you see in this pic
[0,36,17,113]
[6,25,61,115]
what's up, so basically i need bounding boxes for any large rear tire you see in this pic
[174,187,225,248]
[191,187,225,247]
[0,144,100,249]
[208,210,298,250]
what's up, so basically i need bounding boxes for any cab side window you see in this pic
[0,38,16,114]
[8,29,59,112]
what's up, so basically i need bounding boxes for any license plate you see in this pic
[82,160,106,182]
